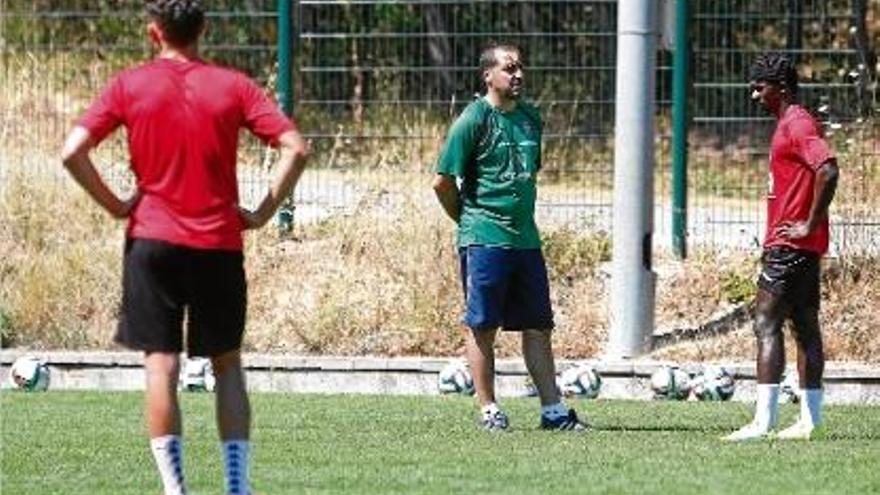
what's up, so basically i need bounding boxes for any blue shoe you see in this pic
[482,410,510,431]
[540,408,587,431]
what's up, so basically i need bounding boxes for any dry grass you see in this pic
[243,178,611,358]
[652,255,880,364]
[2,49,878,362]
[1,172,878,363]
[654,250,759,333]
[0,172,124,348]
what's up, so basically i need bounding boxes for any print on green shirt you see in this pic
[436,97,543,249]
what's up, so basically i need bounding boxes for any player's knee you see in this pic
[791,310,821,341]
[753,314,781,340]
[210,350,242,376]
[144,351,180,376]
[522,328,551,342]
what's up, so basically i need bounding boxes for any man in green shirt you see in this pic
[433,43,585,431]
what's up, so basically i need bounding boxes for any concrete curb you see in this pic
[2,350,880,404]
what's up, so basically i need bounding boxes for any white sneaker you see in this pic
[722,421,772,442]
[776,421,824,440]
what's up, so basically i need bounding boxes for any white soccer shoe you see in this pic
[776,421,825,440]
[721,421,773,442]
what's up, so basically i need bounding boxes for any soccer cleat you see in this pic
[721,421,772,442]
[481,410,510,431]
[776,421,825,440]
[540,408,587,431]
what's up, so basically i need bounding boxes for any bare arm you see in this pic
[239,129,310,229]
[777,159,839,240]
[60,126,137,219]
[432,174,460,223]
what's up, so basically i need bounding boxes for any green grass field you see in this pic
[2,392,879,495]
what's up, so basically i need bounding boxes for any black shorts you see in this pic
[757,246,821,309]
[116,238,247,357]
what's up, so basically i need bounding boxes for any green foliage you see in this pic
[0,307,14,347]
[720,269,756,304]
[542,227,611,282]
[3,392,880,495]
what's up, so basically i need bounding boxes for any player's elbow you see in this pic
[279,130,310,164]
[60,147,77,169]
[60,146,85,171]
[432,174,456,194]
[60,127,92,169]
[817,161,839,188]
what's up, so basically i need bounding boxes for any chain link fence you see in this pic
[1,0,877,253]
[690,0,879,253]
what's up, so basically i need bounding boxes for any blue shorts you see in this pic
[458,246,554,331]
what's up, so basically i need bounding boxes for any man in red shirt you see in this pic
[724,53,839,442]
[60,1,309,493]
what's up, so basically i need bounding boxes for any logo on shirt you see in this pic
[499,140,536,182]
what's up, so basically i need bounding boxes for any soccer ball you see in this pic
[780,370,801,403]
[690,365,736,401]
[437,361,474,395]
[181,357,215,392]
[650,366,691,400]
[8,356,50,391]
[558,364,602,399]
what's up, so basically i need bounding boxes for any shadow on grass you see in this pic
[590,424,732,433]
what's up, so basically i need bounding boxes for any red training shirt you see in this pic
[79,58,294,250]
[764,104,835,255]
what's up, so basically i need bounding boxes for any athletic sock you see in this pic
[222,440,250,495]
[801,388,823,426]
[481,402,500,417]
[754,384,780,430]
[150,435,187,495]
[541,402,568,420]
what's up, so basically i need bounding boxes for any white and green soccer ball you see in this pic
[8,356,50,392]
[650,366,691,400]
[558,364,602,399]
[437,360,474,395]
[690,365,736,401]
[181,357,215,392]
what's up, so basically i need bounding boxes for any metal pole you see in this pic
[671,0,689,259]
[277,0,293,116]
[608,0,658,358]
[275,0,295,234]
[786,0,803,65]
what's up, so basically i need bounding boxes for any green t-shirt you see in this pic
[435,97,543,249]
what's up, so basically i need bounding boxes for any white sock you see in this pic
[754,384,780,430]
[801,388,823,427]
[541,402,568,419]
[223,440,250,495]
[481,402,500,417]
[150,435,187,495]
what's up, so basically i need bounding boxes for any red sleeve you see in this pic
[78,75,125,144]
[788,115,834,171]
[238,75,295,146]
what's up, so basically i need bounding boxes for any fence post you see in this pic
[275,0,295,234]
[786,0,803,65]
[277,0,293,116]
[671,0,690,259]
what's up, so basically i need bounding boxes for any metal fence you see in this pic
[688,0,879,253]
[1,0,877,253]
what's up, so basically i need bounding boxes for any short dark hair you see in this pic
[479,42,521,74]
[749,53,799,95]
[146,0,205,46]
